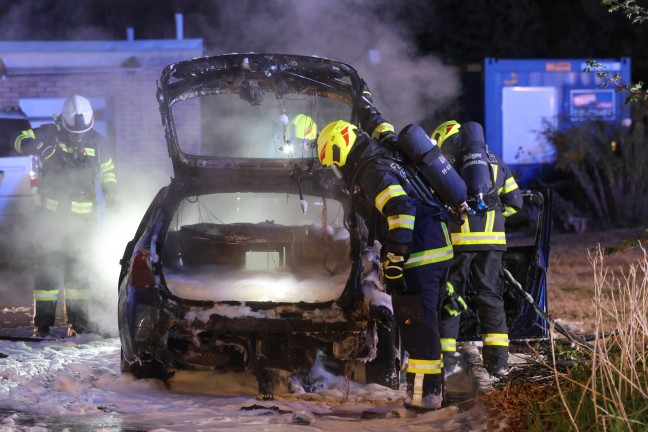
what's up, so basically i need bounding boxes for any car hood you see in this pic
[156,53,365,197]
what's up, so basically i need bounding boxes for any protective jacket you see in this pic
[14,122,117,215]
[341,136,452,260]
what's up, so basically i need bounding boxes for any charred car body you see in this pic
[118,53,551,396]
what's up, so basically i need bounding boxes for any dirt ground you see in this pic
[546,226,647,334]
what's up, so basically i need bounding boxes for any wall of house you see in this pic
[0,39,204,203]
[0,68,173,192]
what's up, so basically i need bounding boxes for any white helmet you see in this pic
[61,94,94,133]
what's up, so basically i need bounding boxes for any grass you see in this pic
[481,235,648,431]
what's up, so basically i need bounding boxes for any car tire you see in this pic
[120,348,175,381]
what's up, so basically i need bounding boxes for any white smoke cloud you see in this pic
[186,0,459,130]
[0,0,460,335]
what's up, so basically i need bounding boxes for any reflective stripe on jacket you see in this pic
[449,157,522,251]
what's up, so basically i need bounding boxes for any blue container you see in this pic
[484,57,631,186]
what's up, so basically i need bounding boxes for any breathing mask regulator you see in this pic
[60,131,89,166]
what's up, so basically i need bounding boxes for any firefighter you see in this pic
[14,94,117,338]
[316,99,457,411]
[432,120,523,378]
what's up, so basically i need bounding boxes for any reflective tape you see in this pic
[451,232,506,245]
[502,176,519,194]
[45,198,59,211]
[374,185,406,214]
[482,333,509,347]
[34,290,59,302]
[371,122,395,140]
[65,288,89,301]
[13,129,35,153]
[35,195,94,214]
[441,338,457,352]
[387,214,415,230]
[102,172,117,183]
[404,245,453,269]
[406,358,443,375]
[502,205,518,217]
[71,201,93,214]
[101,158,115,172]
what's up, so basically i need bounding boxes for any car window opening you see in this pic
[163,192,350,303]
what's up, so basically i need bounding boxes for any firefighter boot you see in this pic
[482,345,509,378]
[404,371,445,411]
[33,298,57,338]
[67,323,86,337]
[65,300,89,337]
[33,326,50,338]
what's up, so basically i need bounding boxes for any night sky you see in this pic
[0,1,644,73]
[1,0,645,126]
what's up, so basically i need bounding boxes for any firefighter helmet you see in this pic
[61,94,94,134]
[292,114,317,140]
[317,120,357,167]
[431,120,460,147]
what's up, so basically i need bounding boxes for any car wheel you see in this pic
[120,348,175,381]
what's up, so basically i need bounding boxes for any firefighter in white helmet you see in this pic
[14,94,118,338]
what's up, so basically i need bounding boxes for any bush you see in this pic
[541,103,648,229]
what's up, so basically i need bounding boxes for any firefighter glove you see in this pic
[382,252,408,295]
[443,282,468,317]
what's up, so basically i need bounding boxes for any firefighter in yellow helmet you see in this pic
[291,114,317,141]
[430,120,462,168]
[432,120,523,378]
[13,94,118,338]
[317,84,455,410]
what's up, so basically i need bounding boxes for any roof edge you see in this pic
[0,39,204,53]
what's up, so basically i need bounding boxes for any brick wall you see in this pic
[0,67,174,196]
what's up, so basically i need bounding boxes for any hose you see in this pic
[501,268,595,352]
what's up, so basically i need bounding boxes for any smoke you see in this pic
[0,1,117,41]
[186,0,459,130]
[0,0,460,335]
[0,0,459,129]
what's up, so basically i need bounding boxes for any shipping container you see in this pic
[484,57,632,186]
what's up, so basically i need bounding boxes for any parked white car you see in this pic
[0,107,39,265]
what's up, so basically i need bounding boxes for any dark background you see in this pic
[1,0,645,127]
[1,0,643,73]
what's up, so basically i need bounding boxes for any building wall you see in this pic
[0,68,173,191]
[0,39,204,201]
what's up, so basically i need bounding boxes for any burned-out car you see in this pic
[118,53,400,396]
[118,53,551,396]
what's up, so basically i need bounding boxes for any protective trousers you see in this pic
[391,205,452,409]
[34,250,91,330]
[439,250,509,371]
[33,210,92,333]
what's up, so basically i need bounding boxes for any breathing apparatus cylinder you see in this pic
[458,122,492,211]
[396,123,467,208]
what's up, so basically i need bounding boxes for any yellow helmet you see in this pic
[291,114,318,140]
[317,120,358,167]
[431,120,461,147]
